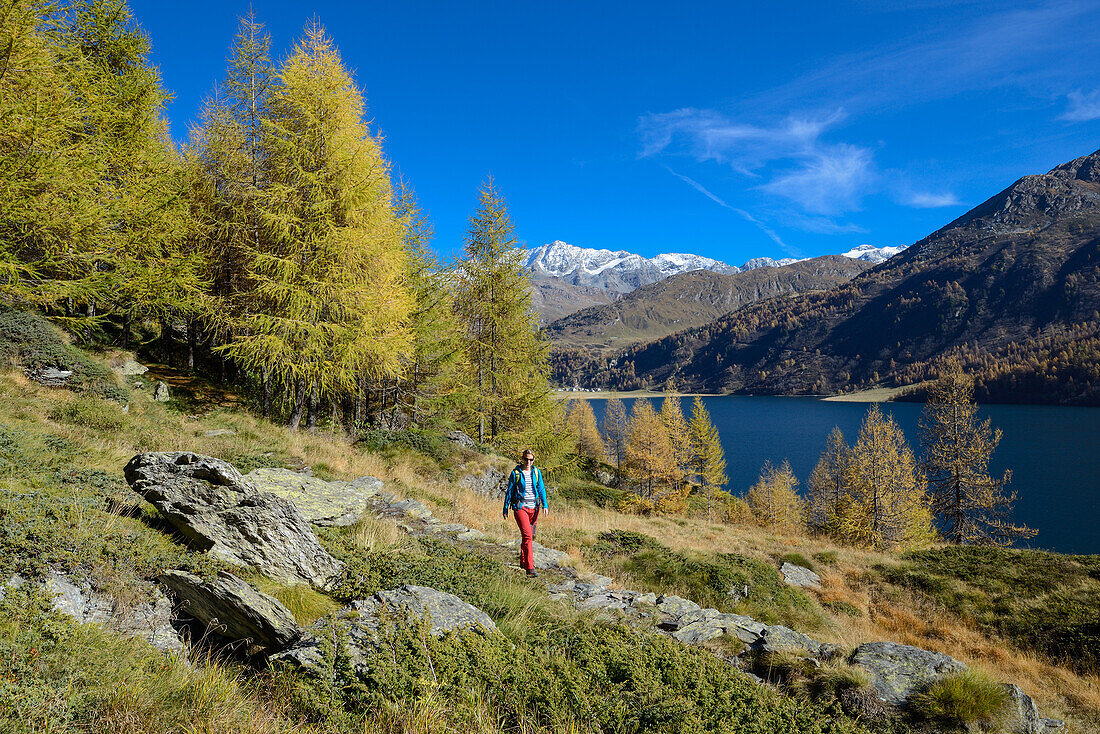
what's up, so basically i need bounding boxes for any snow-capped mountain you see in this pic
[525,240,908,318]
[740,256,800,270]
[525,241,736,294]
[840,244,909,263]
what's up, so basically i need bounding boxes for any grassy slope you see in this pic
[0,365,868,734]
[0,344,1097,731]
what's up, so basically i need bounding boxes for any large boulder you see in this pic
[160,570,300,651]
[272,585,497,678]
[125,452,344,589]
[460,464,508,497]
[850,641,968,705]
[245,468,384,527]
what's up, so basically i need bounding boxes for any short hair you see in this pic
[520,448,534,460]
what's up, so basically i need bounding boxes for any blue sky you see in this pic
[133,0,1100,264]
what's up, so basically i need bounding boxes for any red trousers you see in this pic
[513,506,540,571]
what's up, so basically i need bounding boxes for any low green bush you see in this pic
[0,308,128,402]
[281,609,869,734]
[877,546,1100,673]
[813,550,839,566]
[908,670,1009,727]
[585,530,828,631]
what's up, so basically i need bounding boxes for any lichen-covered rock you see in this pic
[460,464,508,497]
[780,562,821,589]
[655,594,700,616]
[126,452,344,589]
[153,381,170,402]
[245,468,383,527]
[272,585,497,678]
[757,624,829,657]
[445,430,476,449]
[851,641,968,705]
[160,570,299,650]
[28,366,74,386]
[42,571,182,653]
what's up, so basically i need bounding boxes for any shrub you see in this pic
[813,550,839,566]
[908,670,1010,727]
[585,531,828,631]
[0,309,127,402]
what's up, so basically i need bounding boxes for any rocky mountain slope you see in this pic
[544,255,871,354]
[561,148,1100,404]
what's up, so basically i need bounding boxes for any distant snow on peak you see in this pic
[840,244,909,263]
[524,241,736,293]
[524,240,908,295]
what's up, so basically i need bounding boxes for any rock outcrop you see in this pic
[125,452,344,589]
[273,585,497,678]
[245,467,383,527]
[850,641,968,705]
[32,570,182,653]
[780,562,821,589]
[160,570,300,650]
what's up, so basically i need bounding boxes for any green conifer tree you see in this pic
[454,178,559,455]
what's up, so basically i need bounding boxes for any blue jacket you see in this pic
[502,465,549,514]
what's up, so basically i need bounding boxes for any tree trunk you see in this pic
[262,368,273,418]
[187,319,196,371]
[160,318,172,367]
[287,378,307,431]
[307,384,318,433]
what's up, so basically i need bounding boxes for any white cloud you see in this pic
[904,191,963,208]
[641,108,874,217]
[761,144,874,216]
[1061,89,1100,121]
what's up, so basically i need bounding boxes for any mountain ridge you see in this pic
[557,147,1100,405]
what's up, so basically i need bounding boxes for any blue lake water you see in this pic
[589,396,1100,555]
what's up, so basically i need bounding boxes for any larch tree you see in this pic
[660,394,693,476]
[565,397,607,463]
[624,399,680,498]
[454,178,557,453]
[194,10,275,376]
[807,427,850,531]
[689,396,728,521]
[831,405,935,550]
[60,0,202,335]
[747,460,804,535]
[0,0,98,309]
[602,397,629,476]
[223,22,411,430]
[391,180,469,430]
[919,364,1036,546]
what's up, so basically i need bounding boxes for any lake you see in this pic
[589,396,1100,555]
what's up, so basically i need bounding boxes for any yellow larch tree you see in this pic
[747,460,805,535]
[566,398,608,463]
[831,405,935,550]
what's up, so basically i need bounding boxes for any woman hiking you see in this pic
[502,448,548,577]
